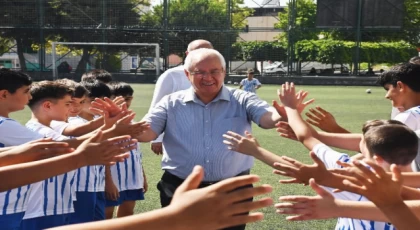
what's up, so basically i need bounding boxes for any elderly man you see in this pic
[139,48,286,229]
[148,39,214,155]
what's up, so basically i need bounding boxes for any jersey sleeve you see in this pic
[0,119,43,146]
[255,79,262,85]
[50,120,70,135]
[394,111,419,130]
[312,143,351,169]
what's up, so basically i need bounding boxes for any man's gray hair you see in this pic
[184,48,226,72]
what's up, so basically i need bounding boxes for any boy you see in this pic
[105,82,147,219]
[0,69,44,230]
[69,80,112,223]
[224,82,419,229]
[0,70,136,229]
[20,81,77,229]
[239,68,262,93]
[82,69,113,83]
[50,79,105,137]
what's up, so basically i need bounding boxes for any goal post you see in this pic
[51,42,160,80]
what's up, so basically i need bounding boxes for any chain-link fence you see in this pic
[0,0,418,81]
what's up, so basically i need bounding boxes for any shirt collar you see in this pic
[183,85,231,104]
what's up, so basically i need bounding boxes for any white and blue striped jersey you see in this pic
[0,117,43,215]
[313,143,396,230]
[110,143,144,191]
[68,116,104,192]
[23,120,76,219]
[239,78,261,93]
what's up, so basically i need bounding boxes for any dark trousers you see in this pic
[157,170,252,230]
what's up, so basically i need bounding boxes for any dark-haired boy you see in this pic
[106,81,147,219]
[224,82,419,230]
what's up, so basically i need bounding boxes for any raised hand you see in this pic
[75,131,136,166]
[339,160,404,206]
[170,166,273,230]
[273,152,329,185]
[275,179,338,221]
[223,131,260,156]
[272,89,314,120]
[275,121,298,141]
[306,106,349,133]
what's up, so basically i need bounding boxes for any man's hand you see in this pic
[306,107,349,133]
[150,142,163,155]
[273,152,329,185]
[75,131,136,166]
[223,131,260,156]
[169,166,273,230]
[275,179,339,221]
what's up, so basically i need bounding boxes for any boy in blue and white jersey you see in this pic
[19,81,77,230]
[105,82,147,219]
[0,69,44,230]
[224,82,419,230]
[69,80,112,223]
[239,68,261,94]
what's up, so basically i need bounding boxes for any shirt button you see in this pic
[206,147,210,149]
[205,120,208,123]
[206,160,210,163]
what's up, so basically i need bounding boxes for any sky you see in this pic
[150,0,289,7]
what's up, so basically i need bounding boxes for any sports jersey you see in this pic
[393,106,420,172]
[0,117,43,215]
[23,120,76,219]
[68,116,103,192]
[313,143,396,230]
[393,106,420,130]
[239,78,261,93]
[109,144,144,192]
[50,121,70,135]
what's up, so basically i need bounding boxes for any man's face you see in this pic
[186,54,225,101]
[384,83,404,111]
[247,73,254,79]
[70,96,86,117]
[49,95,72,121]
[7,85,32,112]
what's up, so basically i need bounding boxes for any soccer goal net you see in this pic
[51,42,160,80]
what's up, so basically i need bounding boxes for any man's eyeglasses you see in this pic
[189,69,224,78]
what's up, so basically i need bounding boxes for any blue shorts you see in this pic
[94,192,105,221]
[0,212,24,230]
[105,189,145,207]
[20,214,71,230]
[70,191,97,224]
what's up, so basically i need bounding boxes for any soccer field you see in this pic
[10,83,391,230]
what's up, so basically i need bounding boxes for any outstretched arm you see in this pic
[51,166,273,230]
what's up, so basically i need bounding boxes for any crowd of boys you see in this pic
[1,39,420,230]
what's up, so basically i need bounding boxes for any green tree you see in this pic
[274,0,318,42]
[141,0,252,59]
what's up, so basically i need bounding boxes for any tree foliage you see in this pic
[141,0,253,57]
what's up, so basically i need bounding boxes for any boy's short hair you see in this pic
[108,81,134,97]
[362,120,418,166]
[80,80,112,99]
[81,69,113,83]
[378,62,420,92]
[0,69,32,93]
[55,79,88,99]
[28,81,74,109]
